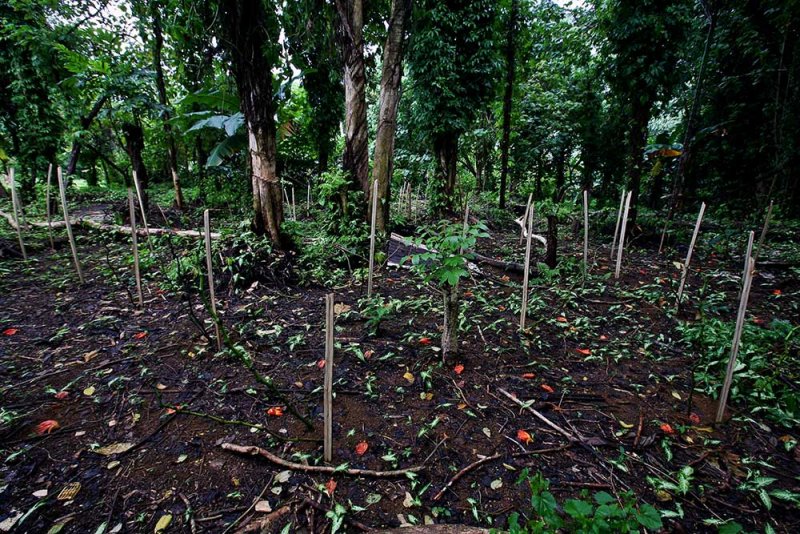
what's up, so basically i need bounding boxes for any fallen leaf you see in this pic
[334,303,351,315]
[54,391,69,400]
[482,427,491,438]
[402,491,414,508]
[32,489,48,498]
[324,478,337,497]
[355,441,369,456]
[619,421,634,429]
[497,305,506,311]
[576,348,591,356]
[267,406,284,417]
[35,420,60,435]
[517,429,533,444]
[464,291,474,298]
[541,384,554,393]
[419,392,433,400]
[599,335,608,341]
[453,364,464,375]
[317,359,326,369]
[154,513,172,533]
[83,350,99,363]
[772,289,782,296]
[276,470,292,483]
[689,413,701,425]
[155,383,167,390]
[364,349,374,359]
[403,371,415,384]
[660,423,676,435]
[419,337,431,346]
[671,391,682,401]
[521,373,536,379]
[490,479,503,490]
[556,316,568,323]
[2,328,18,336]
[133,331,148,340]
[83,386,95,396]
[255,500,272,513]
[57,482,81,501]
[176,454,188,464]
[107,461,120,470]
[95,442,135,456]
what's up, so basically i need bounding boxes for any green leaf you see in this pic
[635,504,662,530]
[563,498,592,519]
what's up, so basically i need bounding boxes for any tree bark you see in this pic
[626,98,650,226]
[219,0,286,247]
[65,94,108,178]
[498,0,518,209]
[151,0,184,209]
[434,133,458,214]
[336,0,370,195]
[123,120,149,212]
[370,0,411,234]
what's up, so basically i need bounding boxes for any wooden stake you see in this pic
[324,292,334,463]
[367,179,378,296]
[291,186,297,221]
[414,185,420,224]
[460,203,470,255]
[131,170,151,241]
[583,190,589,280]
[520,193,533,245]
[128,189,144,306]
[610,189,626,260]
[520,207,534,331]
[614,191,632,279]
[716,231,756,423]
[753,200,773,264]
[676,202,706,308]
[57,167,84,283]
[204,209,222,351]
[307,181,311,215]
[7,169,26,260]
[45,164,54,250]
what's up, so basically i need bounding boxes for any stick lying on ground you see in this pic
[432,453,502,501]
[0,209,219,239]
[221,443,424,477]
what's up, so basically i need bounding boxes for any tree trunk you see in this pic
[545,214,557,269]
[151,0,184,209]
[336,0,370,195]
[66,94,108,178]
[498,0,518,209]
[219,0,286,247]
[626,99,650,226]
[441,283,459,359]
[123,120,149,212]
[370,0,411,234]
[434,133,458,214]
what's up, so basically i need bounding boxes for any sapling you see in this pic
[408,220,489,360]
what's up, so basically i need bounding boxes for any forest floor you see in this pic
[1,198,799,533]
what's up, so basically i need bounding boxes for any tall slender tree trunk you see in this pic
[151,0,184,209]
[498,0,518,209]
[123,120,149,211]
[336,0,369,195]
[627,99,650,226]
[434,133,458,214]
[219,0,285,247]
[370,0,411,234]
[66,94,108,177]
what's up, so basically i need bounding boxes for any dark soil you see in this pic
[1,207,798,533]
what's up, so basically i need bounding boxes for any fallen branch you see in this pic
[0,209,219,239]
[431,453,502,501]
[497,388,577,442]
[221,443,424,477]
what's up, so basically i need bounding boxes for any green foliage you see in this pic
[497,469,663,533]
[358,295,403,336]
[408,220,489,287]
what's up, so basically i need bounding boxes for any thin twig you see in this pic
[432,453,502,502]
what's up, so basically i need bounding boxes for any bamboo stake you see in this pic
[131,170,151,242]
[45,164,54,250]
[753,200,773,264]
[614,191,632,279]
[610,189,626,260]
[520,207,534,331]
[323,292,334,463]
[716,232,756,423]
[128,189,144,306]
[291,186,297,221]
[414,185,420,224]
[204,209,222,351]
[583,190,589,280]
[676,202,706,308]
[307,181,311,215]
[520,193,533,245]
[57,167,84,283]
[7,169,26,260]
[367,179,378,296]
